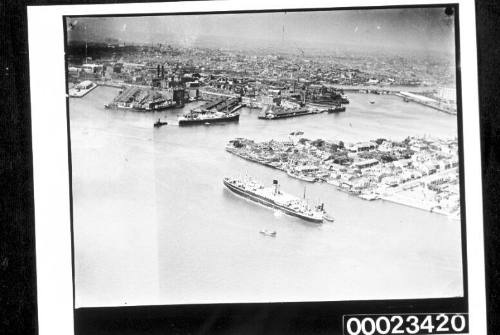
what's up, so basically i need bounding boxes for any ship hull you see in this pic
[223,180,323,223]
[105,103,179,112]
[258,109,316,120]
[154,122,168,128]
[179,114,240,126]
[286,171,317,182]
[230,104,244,113]
[327,107,346,113]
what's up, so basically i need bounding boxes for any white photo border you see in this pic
[27,1,485,334]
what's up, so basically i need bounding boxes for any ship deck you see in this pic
[254,187,299,205]
[223,179,323,223]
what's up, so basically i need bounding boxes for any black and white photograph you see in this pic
[23,0,489,334]
[65,6,465,307]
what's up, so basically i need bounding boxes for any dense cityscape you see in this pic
[67,41,457,114]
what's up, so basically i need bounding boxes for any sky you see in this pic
[67,7,456,54]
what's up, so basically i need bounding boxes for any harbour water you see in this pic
[70,86,463,307]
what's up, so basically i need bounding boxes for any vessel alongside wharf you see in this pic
[259,98,347,119]
[178,112,240,126]
[327,106,346,113]
[178,97,243,126]
[258,104,318,120]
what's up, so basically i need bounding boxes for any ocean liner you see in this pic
[258,104,316,120]
[178,111,240,125]
[258,98,320,120]
[223,176,329,223]
[178,97,242,126]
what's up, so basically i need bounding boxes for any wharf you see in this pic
[69,80,97,98]
[199,97,239,112]
[395,92,457,115]
[379,194,453,216]
[258,105,319,120]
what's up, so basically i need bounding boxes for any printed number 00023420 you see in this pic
[343,313,468,335]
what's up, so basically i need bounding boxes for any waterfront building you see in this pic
[350,142,377,153]
[81,63,101,74]
[352,159,379,169]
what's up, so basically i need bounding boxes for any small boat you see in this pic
[287,170,317,182]
[369,100,375,104]
[360,192,378,201]
[154,119,168,128]
[260,229,277,237]
[204,122,210,125]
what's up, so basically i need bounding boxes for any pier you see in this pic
[69,80,97,97]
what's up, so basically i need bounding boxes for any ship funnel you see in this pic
[273,179,278,195]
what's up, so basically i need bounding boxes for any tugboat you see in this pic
[223,176,328,223]
[154,119,168,128]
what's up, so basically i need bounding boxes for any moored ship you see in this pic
[178,111,240,126]
[223,176,329,223]
[327,105,346,113]
[258,104,317,120]
[178,97,242,126]
[305,89,349,105]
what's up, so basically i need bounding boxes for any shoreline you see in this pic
[225,138,459,218]
[379,195,455,217]
[75,82,456,115]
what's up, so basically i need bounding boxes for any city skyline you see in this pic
[67,7,455,55]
